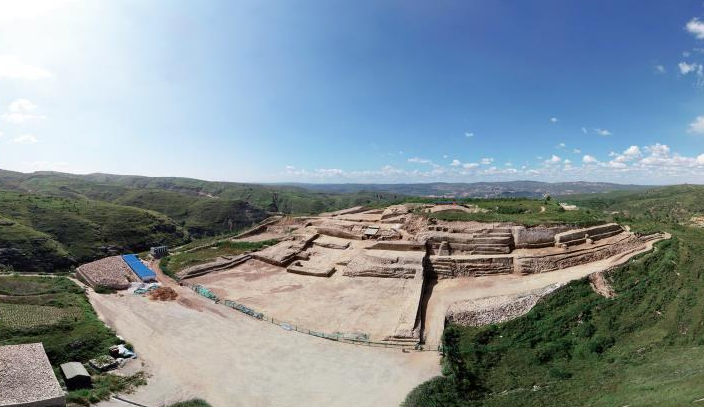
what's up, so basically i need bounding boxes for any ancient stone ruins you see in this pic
[179,203,667,346]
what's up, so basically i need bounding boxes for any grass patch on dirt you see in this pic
[165,400,213,407]
[66,371,147,406]
[0,275,79,295]
[160,239,279,278]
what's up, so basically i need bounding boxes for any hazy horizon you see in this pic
[1,1,704,184]
[1,166,686,187]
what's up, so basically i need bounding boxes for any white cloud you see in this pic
[408,157,432,164]
[545,154,562,164]
[581,127,587,134]
[556,142,566,149]
[573,148,581,154]
[654,64,666,74]
[679,61,702,75]
[9,99,37,112]
[316,168,344,176]
[646,143,670,158]
[1,99,45,124]
[480,157,494,165]
[686,18,704,40]
[688,116,704,134]
[280,142,704,183]
[623,145,642,158]
[582,155,598,164]
[593,128,612,136]
[0,55,52,80]
[0,0,84,22]
[550,117,558,123]
[465,132,474,138]
[9,134,38,144]
[450,159,479,169]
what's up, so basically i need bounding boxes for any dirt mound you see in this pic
[148,287,178,301]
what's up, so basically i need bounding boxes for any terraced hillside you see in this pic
[405,185,704,407]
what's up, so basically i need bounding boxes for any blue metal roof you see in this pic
[122,254,157,281]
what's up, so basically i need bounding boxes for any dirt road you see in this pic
[90,285,439,407]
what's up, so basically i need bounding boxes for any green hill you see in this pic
[0,170,400,237]
[405,185,704,407]
[0,169,401,271]
[0,190,187,272]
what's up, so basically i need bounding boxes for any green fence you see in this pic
[182,280,441,352]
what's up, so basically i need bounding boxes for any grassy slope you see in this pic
[159,239,278,278]
[0,170,399,236]
[404,197,605,226]
[0,190,187,271]
[406,186,704,407]
[0,170,400,271]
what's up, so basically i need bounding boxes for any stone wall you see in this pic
[343,253,424,278]
[554,223,623,247]
[250,234,317,267]
[445,284,561,327]
[366,241,426,251]
[430,256,514,279]
[315,227,363,240]
[512,226,573,249]
[418,229,514,255]
[517,234,644,274]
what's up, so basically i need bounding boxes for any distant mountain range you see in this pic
[278,181,651,199]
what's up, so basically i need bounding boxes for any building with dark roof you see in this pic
[60,362,91,390]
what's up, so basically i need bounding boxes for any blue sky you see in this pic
[2,0,704,184]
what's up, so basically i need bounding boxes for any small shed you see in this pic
[150,246,169,259]
[60,361,91,390]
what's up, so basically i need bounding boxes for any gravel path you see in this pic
[90,281,439,407]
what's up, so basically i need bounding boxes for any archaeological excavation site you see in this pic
[176,203,668,348]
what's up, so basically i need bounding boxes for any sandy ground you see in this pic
[188,259,421,339]
[422,234,669,344]
[90,286,440,407]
